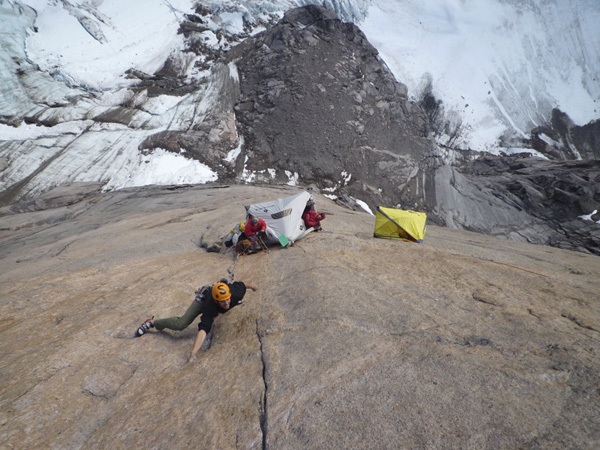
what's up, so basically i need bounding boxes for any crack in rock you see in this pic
[256,319,268,449]
[561,313,598,332]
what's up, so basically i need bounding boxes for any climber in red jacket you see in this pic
[302,199,326,231]
[243,216,267,237]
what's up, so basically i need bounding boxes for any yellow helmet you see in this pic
[212,282,231,301]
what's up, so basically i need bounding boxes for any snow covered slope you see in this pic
[360,0,600,152]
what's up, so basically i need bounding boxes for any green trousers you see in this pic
[153,300,203,331]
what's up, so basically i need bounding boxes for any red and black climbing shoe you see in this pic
[135,317,154,337]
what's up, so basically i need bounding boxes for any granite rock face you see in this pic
[1,183,599,449]
[416,155,600,255]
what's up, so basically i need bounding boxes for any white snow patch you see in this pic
[228,62,240,82]
[285,170,299,186]
[538,133,562,148]
[102,148,217,191]
[578,210,597,222]
[241,155,256,182]
[341,170,352,184]
[219,11,245,35]
[355,198,374,215]
[225,136,244,163]
[0,121,91,140]
[23,0,195,90]
[500,147,548,159]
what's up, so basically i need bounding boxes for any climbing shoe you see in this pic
[135,316,154,337]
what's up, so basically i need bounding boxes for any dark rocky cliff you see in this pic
[231,5,435,205]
